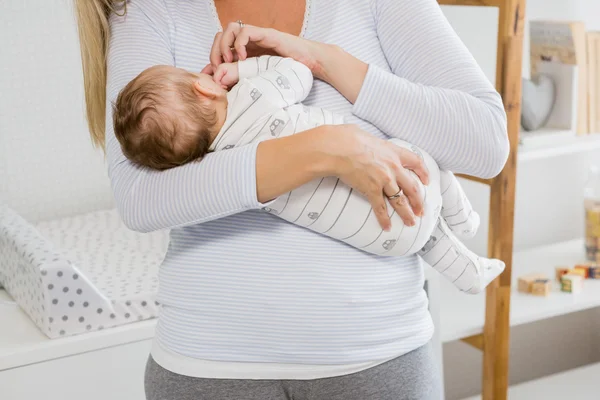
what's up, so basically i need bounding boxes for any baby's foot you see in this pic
[419,218,505,294]
[439,171,480,239]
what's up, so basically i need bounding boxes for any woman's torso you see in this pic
[155,0,433,365]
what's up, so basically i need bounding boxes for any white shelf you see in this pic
[462,361,600,400]
[440,238,600,343]
[0,290,157,370]
[518,129,600,162]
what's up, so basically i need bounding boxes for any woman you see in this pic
[75,0,508,399]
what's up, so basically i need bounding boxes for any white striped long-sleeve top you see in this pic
[106,0,508,374]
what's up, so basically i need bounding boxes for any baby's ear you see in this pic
[193,80,218,99]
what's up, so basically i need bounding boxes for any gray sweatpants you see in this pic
[144,342,442,400]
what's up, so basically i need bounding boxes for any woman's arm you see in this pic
[106,2,427,232]
[328,0,509,179]
[106,2,327,232]
[212,11,508,179]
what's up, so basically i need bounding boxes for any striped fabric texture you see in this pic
[105,0,508,368]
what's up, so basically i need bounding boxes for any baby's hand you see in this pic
[213,62,239,88]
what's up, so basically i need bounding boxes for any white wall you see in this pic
[441,1,600,399]
[1,1,599,399]
[0,0,113,223]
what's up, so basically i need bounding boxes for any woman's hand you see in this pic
[202,22,328,79]
[202,24,368,104]
[255,124,428,231]
[325,125,429,231]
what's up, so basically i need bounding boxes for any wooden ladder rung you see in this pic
[438,0,503,7]
[456,174,493,186]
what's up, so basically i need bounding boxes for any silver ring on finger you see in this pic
[236,19,244,29]
[387,189,403,200]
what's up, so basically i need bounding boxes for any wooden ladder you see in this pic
[436,1,526,399]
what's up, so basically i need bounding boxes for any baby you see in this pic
[113,55,504,294]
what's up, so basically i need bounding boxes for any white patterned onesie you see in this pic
[209,56,504,294]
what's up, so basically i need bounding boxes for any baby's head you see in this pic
[113,65,227,170]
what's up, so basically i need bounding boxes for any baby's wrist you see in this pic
[237,58,254,81]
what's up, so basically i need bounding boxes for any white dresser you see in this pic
[0,290,154,400]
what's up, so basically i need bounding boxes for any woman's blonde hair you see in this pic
[73,0,126,150]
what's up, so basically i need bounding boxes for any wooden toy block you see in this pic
[589,266,600,279]
[566,268,586,279]
[555,267,570,281]
[561,274,583,294]
[518,273,547,293]
[574,264,591,278]
[531,279,551,296]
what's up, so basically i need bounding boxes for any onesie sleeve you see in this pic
[238,56,313,107]
[105,1,269,233]
[353,0,509,179]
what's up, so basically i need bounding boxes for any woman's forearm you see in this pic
[313,43,368,104]
[350,0,508,178]
[255,125,338,203]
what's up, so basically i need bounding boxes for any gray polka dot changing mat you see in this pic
[0,205,169,339]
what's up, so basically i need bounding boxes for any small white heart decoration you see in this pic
[521,74,556,131]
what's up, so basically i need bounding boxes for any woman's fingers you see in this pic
[234,32,248,61]
[390,193,416,227]
[233,25,257,61]
[405,183,424,219]
[396,148,429,185]
[220,22,243,62]
[394,166,424,218]
[334,125,430,231]
[383,180,416,226]
[209,25,282,68]
[367,193,392,232]
[235,26,281,60]
[210,32,225,68]
[234,26,270,61]
[221,22,269,63]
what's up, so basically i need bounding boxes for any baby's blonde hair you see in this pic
[112,66,218,170]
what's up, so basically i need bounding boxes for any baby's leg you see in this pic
[419,217,505,294]
[440,171,480,239]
